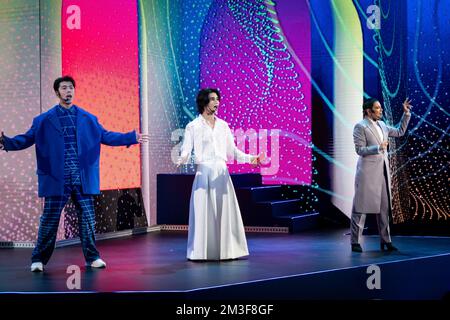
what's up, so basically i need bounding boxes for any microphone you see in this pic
[208,106,216,115]
[0,131,5,150]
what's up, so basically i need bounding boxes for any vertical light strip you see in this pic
[331,0,363,217]
[138,0,151,225]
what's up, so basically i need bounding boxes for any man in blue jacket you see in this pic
[0,76,146,272]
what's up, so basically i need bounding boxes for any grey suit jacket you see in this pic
[352,113,411,214]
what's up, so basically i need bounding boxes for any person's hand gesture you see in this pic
[251,152,265,167]
[403,98,413,114]
[176,158,183,168]
[135,130,149,144]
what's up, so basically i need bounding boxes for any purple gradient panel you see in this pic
[199,1,312,185]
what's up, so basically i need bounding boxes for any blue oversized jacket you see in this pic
[2,105,138,197]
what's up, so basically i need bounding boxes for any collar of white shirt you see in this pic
[367,117,383,140]
[199,115,220,126]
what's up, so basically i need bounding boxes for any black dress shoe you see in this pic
[380,242,398,251]
[351,244,363,252]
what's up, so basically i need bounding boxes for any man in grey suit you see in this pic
[351,98,412,252]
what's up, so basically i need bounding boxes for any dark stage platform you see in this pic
[1,228,449,300]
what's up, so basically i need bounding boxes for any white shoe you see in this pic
[30,262,44,272]
[86,258,106,268]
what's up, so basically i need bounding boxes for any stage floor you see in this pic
[1,227,449,295]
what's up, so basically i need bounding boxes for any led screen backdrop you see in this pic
[0,0,448,244]
[198,0,312,185]
[61,0,141,190]
[0,0,41,242]
[139,0,315,224]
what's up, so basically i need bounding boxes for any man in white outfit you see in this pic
[177,88,263,260]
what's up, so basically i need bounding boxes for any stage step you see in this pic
[257,199,302,217]
[157,173,319,233]
[238,185,283,202]
[274,212,320,233]
[230,173,262,188]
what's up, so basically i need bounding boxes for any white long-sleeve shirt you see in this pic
[367,117,384,142]
[180,116,253,164]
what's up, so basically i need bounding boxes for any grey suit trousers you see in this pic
[351,167,392,244]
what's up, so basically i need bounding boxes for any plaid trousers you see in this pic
[31,184,100,264]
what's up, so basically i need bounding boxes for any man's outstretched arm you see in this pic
[99,122,148,147]
[0,120,37,152]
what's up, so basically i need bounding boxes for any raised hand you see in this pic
[403,98,413,114]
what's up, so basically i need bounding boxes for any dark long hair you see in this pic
[196,88,221,114]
